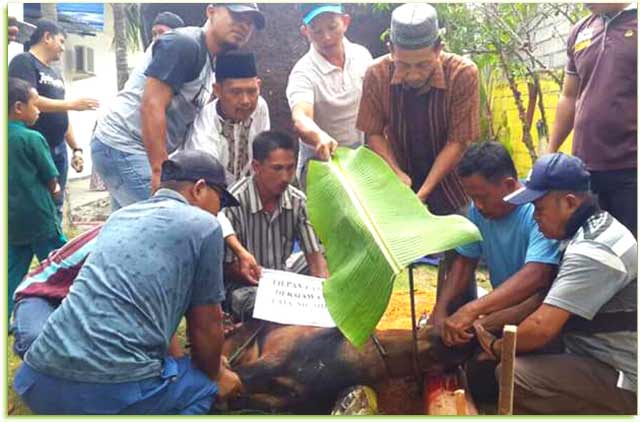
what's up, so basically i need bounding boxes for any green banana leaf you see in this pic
[307,147,482,347]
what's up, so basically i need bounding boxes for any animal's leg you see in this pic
[228,393,290,413]
[272,376,306,397]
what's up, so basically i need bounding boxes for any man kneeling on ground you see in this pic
[476,153,637,414]
[14,151,243,414]
[428,141,561,402]
[223,130,329,320]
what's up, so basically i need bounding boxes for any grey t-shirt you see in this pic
[94,27,214,155]
[25,189,225,383]
[545,211,637,391]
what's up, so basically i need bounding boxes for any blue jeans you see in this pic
[14,357,218,414]
[50,144,68,223]
[12,297,57,359]
[91,137,151,211]
[8,234,66,320]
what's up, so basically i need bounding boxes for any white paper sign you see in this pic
[252,269,336,328]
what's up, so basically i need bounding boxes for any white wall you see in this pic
[62,5,145,179]
[8,2,25,61]
[8,4,145,179]
[530,16,573,70]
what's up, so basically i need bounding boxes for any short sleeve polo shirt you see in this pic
[565,6,637,171]
[286,38,373,151]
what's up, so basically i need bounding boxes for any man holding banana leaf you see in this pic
[356,3,481,315]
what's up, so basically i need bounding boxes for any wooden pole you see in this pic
[454,389,466,415]
[498,325,518,415]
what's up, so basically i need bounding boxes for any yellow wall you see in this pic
[490,77,573,178]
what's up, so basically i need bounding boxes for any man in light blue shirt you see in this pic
[14,151,243,414]
[429,142,561,404]
[430,142,561,345]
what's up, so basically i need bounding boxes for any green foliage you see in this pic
[123,3,143,52]
[307,147,481,347]
[432,4,586,157]
[110,3,143,52]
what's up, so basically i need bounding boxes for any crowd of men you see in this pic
[7,2,637,415]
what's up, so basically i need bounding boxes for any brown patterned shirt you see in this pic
[356,52,480,215]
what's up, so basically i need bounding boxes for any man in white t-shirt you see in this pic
[182,52,270,185]
[286,3,373,188]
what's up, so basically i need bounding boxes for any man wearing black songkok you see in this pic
[182,52,271,184]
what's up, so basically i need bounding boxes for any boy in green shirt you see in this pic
[8,78,66,319]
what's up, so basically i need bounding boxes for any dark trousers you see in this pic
[501,354,637,414]
[51,145,68,224]
[465,337,565,405]
[591,169,637,237]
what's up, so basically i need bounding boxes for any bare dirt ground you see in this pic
[65,176,111,227]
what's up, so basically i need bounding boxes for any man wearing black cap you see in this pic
[92,4,265,211]
[474,153,637,414]
[151,11,185,41]
[183,52,270,184]
[13,151,243,414]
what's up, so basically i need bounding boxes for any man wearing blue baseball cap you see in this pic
[475,153,637,414]
[14,151,244,414]
[286,3,373,189]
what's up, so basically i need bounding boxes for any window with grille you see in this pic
[74,46,95,74]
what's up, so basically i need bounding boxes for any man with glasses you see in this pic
[92,3,265,211]
[357,3,479,214]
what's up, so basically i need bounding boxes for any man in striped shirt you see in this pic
[223,130,328,320]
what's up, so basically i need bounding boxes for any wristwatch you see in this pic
[73,148,83,154]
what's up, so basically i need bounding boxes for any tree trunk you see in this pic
[485,102,495,140]
[532,73,549,153]
[525,81,537,129]
[498,52,537,165]
[112,3,129,91]
[88,3,130,192]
